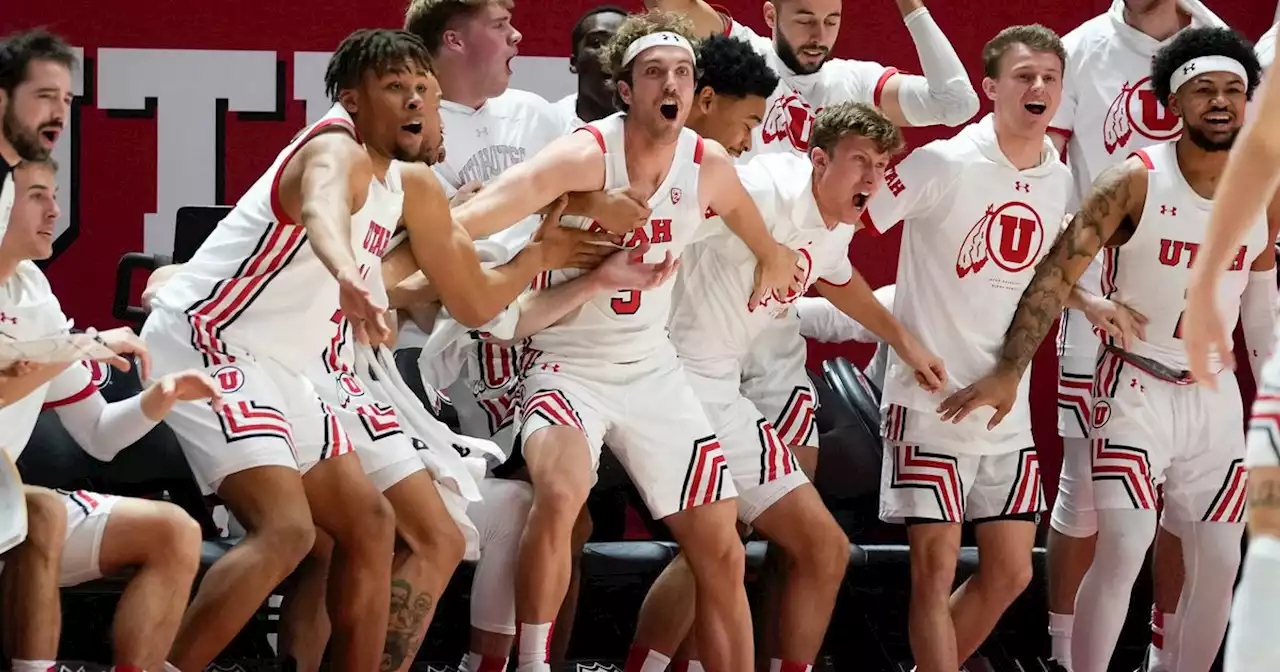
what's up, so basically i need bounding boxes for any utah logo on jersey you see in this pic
[956,202,1045,279]
[1103,77,1182,155]
[760,92,818,152]
[763,248,814,317]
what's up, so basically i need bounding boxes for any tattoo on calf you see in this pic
[1248,478,1280,509]
[997,161,1135,377]
[381,578,436,671]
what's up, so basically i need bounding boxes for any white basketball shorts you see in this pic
[57,489,120,587]
[740,320,819,450]
[1089,349,1247,524]
[516,344,735,520]
[879,442,1045,524]
[142,311,353,495]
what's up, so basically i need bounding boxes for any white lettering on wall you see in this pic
[96,49,278,254]
[294,52,332,126]
[51,46,84,245]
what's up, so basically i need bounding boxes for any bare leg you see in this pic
[632,553,698,656]
[664,499,752,672]
[550,506,592,666]
[301,453,396,672]
[749,484,849,665]
[168,466,316,672]
[905,522,962,672]
[949,520,1037,663]
[97,499,203,671]
[278,530,335,672]
[381,470,466,672]
[7,487,66,663]
[1149,522,1186,667]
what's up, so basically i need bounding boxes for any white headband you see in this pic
[621,31,696,68]
[1169,55,1248,93]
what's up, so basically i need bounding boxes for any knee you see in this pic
[256,513,317,570]
[981,557,1034,602]
[22,489,68,560]
[146,504,203,573]
[684,525,747,584]
[909,535,958,596]
[404,512,466,571]
[530,478,589,531]
[806,524,851,583]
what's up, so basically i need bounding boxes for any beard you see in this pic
[774,33,829,76]
[2,105,50,161]
[1186,123,1238,152]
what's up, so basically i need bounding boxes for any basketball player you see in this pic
[860,25,1071,671]
[1182,40,1280,672]
[630,103,947,672]
[683,34,780,159]
[940,27,1266,672]
[140,29,599,672]
[555,5,628,129]
[448,11,804,671]
[1043,3,1228,665]
[0,158,223,672]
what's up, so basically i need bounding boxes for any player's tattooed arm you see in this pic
[994,158,1146,379]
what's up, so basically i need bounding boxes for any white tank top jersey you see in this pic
[863,114,1071,453]
[724,18,897,163]
[530,112,705,363]
[433,89,566,259]
[1049,2,1225,359]
[1101,142,1269,372]
[669,152,855,400]
[149,103,402,372]
[0,262,95,458]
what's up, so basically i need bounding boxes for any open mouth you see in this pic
[506,56,514,74]
[660,103,678,120]
[1024,102,1047,116]
[800,46,827,60]
[401,121,423,135]
[1204,111,1232,127]
[40,127,59,144]
[852,192,869,209]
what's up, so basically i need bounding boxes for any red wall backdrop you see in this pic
[1,0,1270,493]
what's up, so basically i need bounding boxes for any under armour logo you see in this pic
[1161,205,1177,216]
[540,363,561,373]
[0,313,15,324]
[1183,63,1196,75]
[476,127,489,137]
[1014,181,1030,193]
[1130,378,1145,392]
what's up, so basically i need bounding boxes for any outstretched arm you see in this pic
[451,132,609,239]
[816,276,944,390]
[278,132,371,281]
[993,158,1147,379]
[875,1,979,128]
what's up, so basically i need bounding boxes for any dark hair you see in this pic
[695,34,777,101]
[810,101,904,156]
[16,156,58,173]
[571,6,628,61]
[601,10,698,112]
[324,29,433,102]
[405,0,512,54]
[0,28,77,95]
[1152,26,1261,106]
[981,24,1065,79]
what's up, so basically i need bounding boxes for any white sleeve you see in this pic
[45,364,160,462]
[891,8,979,127]
[796,284,896,343]
[823,58,900,110]
[1241,267,1278,384]
[863,143,953,232]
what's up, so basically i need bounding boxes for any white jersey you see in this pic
[669,153,854,400]
[433,89,564,257]
[530,112,706,363]
[0,162,14,237]
[864,114,1071,453]
[552,93,585,133]
[148,104,401,373]
[725,19,896,163]
[0,262,96,458]
[1102,142,1269,371]
[1259,23,1276,71]
[1049,0,1223,359]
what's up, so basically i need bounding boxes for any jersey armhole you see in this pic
[873,67,901,108]
[269,119,359,226]
[1129,149,1155,171]
[574,125,607,153]
[711,4,733,36]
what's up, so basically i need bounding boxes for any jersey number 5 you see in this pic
[612,290,641,315]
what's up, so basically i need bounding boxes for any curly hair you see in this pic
[324,29,433,102]
[810,101,904,157]
[1152,26,1261,107]
[599,9,698,112]
[696,34,777,101]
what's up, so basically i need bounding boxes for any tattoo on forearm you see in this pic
[381,579,436,671]
[998,163,1133,376]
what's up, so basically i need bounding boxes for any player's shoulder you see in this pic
[398,161,448,197]
[1061,13,1111,51]
[490,89,557,118]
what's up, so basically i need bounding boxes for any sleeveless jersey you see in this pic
[149,104,401,372]
[864,114,1071,452]
[668,152,855,400]
[529,112,705,363]
[1100,141,1269,371]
